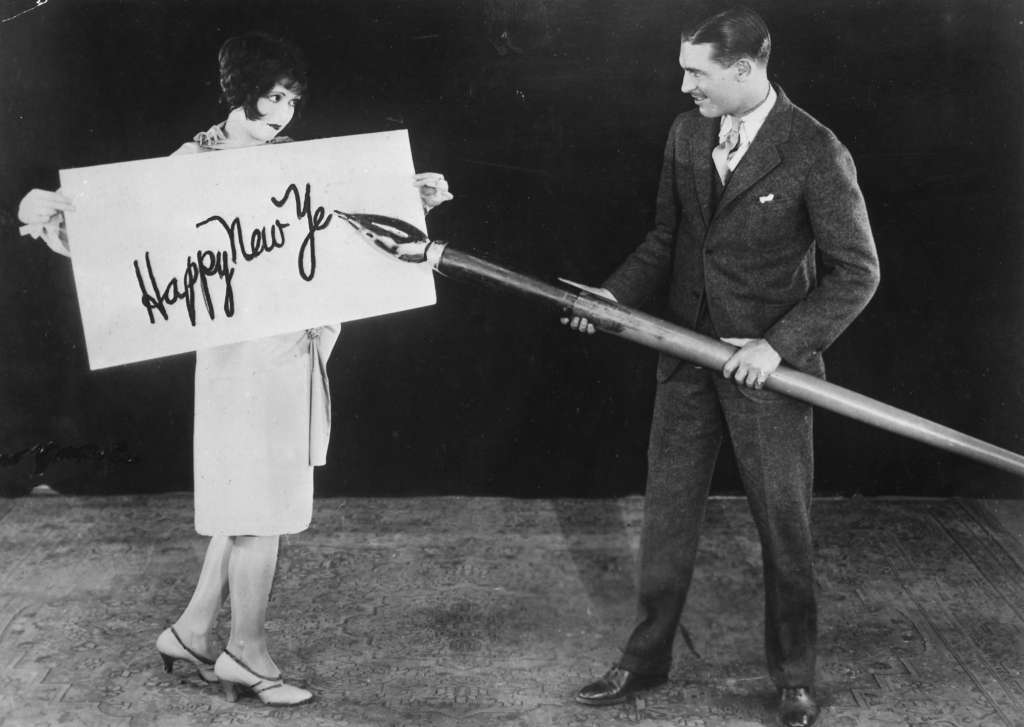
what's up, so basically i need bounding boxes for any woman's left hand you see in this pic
[414,172,453,213]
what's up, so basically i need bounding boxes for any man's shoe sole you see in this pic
[575,693,630,707]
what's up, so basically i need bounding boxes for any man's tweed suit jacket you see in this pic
[604,87,880,380]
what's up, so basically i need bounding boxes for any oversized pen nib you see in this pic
[334,211,434,263]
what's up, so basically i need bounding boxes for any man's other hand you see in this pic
[721,337,781,389]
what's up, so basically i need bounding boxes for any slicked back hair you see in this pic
[682,6,771,67]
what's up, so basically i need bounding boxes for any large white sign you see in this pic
[60,130,435,369]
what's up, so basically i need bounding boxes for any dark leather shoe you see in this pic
[778,687,819,727]
[574,666,667,706]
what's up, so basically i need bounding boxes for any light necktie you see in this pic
[712,118,743,185]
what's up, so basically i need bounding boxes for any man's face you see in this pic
[679,41,742,118]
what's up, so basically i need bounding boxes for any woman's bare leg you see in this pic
[171,535,231,657]
[225,534,281,676]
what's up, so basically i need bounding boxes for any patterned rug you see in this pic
[0,494,1022,726]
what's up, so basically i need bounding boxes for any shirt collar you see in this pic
[718,84,777,145]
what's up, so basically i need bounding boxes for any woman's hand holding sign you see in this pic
[17,188,75,255]
[413,172,453,213]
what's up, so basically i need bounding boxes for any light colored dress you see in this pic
[192,325,339,536]
[178,126,340,536]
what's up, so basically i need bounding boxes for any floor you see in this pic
[0,494,1022,726]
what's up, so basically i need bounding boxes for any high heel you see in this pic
[213,649,313,706]
[155,627,219,683]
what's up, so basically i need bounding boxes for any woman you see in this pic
[18,32,452,706]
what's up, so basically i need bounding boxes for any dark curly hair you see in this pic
[218,32,308,120]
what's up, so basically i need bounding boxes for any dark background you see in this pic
[0,0,1021,499]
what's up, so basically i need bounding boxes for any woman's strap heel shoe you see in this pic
[213,649,313,707]
[155,627,219,684]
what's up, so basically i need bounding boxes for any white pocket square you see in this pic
[759,193,775,204]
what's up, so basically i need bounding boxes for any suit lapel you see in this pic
[690,118,719,228]
[716,87,793,215]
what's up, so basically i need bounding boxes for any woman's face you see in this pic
[237,81,302,142]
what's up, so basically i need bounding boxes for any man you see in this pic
[563,7,880,727]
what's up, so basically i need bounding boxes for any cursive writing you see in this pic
[133,182,333,326]
[271,182,333,281]
[134,249,236,326]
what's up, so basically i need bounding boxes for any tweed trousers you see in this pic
[616,362,817,688]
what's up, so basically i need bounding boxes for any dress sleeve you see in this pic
[20,220,71,257]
